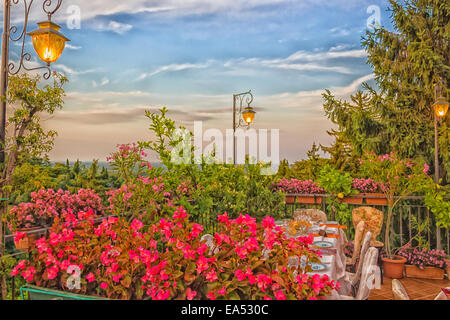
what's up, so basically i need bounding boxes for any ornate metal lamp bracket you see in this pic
[234,90,254,129]
[7,0,63,79]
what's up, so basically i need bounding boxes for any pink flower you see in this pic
[186,288,197,300]
[100,282,108,290]
[423,163,429,174]
[86,272,96,283]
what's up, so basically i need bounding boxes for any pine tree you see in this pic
[323,0,449,181]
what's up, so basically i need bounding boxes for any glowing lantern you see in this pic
[433,96,449,118]
[242,106,256,125]
[27,21,70,65]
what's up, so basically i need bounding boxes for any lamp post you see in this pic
[432,78,448,250]
[232,90,256,164]
[0,0,68,297]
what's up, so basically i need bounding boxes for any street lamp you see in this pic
[232,90,256,164]
[432,78,448,184]
[432,77,448,251]
[0,0,69,162]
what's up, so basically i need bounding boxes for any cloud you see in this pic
[53,64,100,76]
[65,44,82,50]
[138,61,212,80]
[94,21,133,34]
[224,48,367,75]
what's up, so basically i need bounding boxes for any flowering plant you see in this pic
[7,188,105,232]
[360,152,429,256]
[397,244,448,269]
[107,176,174,224]
[11,207,338,300]
[107,142,152,184]
[272,178,325,194]
[352,178,388,193]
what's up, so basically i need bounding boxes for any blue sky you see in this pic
[3,0,394,162]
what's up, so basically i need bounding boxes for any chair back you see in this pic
[350,220,366,265]
[355,247,380,300]
[352,231,372,285]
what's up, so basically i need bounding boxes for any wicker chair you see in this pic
[293,209,327,223]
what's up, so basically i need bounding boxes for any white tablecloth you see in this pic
[306,228,347,300]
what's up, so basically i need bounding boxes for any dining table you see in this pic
[277,220,348,300]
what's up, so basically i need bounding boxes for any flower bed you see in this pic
[8,188,105,232]
[11,207,339,300]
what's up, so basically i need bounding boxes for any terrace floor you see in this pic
[368,276,450,300]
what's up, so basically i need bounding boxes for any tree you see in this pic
[323,0,450,182]
[0,72,67,298]
[320,130,361,175]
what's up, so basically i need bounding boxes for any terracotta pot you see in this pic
[405,265,445,280]
[296,196,322,205]
[364,193,388,205]
[15,226,42,251]
[381,255,407,279]
[286,195,296,204]
[341,196,363,204]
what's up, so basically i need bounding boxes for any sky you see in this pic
[2,0,395,163]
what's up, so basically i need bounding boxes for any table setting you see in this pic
[275,217,348,299]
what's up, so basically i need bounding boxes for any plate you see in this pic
[310,263,327,271]
[312,241,334,248]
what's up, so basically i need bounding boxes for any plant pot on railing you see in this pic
[404,265,445,280]
[15,226,42,251]
[20,285,110,300]
[381,255,407,279]
[286,195,296,204]
[341,196,363,205]
[364,193,388,205]
[296,195,322,205]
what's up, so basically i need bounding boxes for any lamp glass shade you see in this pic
[433,97,449,118]
[27,21,70,64]
[242,107,256,124]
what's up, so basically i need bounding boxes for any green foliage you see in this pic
[0,255,27,300]
[423,183,450,228]
[136,108,286,222]
[317,165,355,224]
[286,143,330,180]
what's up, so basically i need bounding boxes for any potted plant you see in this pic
[397,244,446,280]
[360,153,429,279]
[272,178,324,205]
[352,178,388,205]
